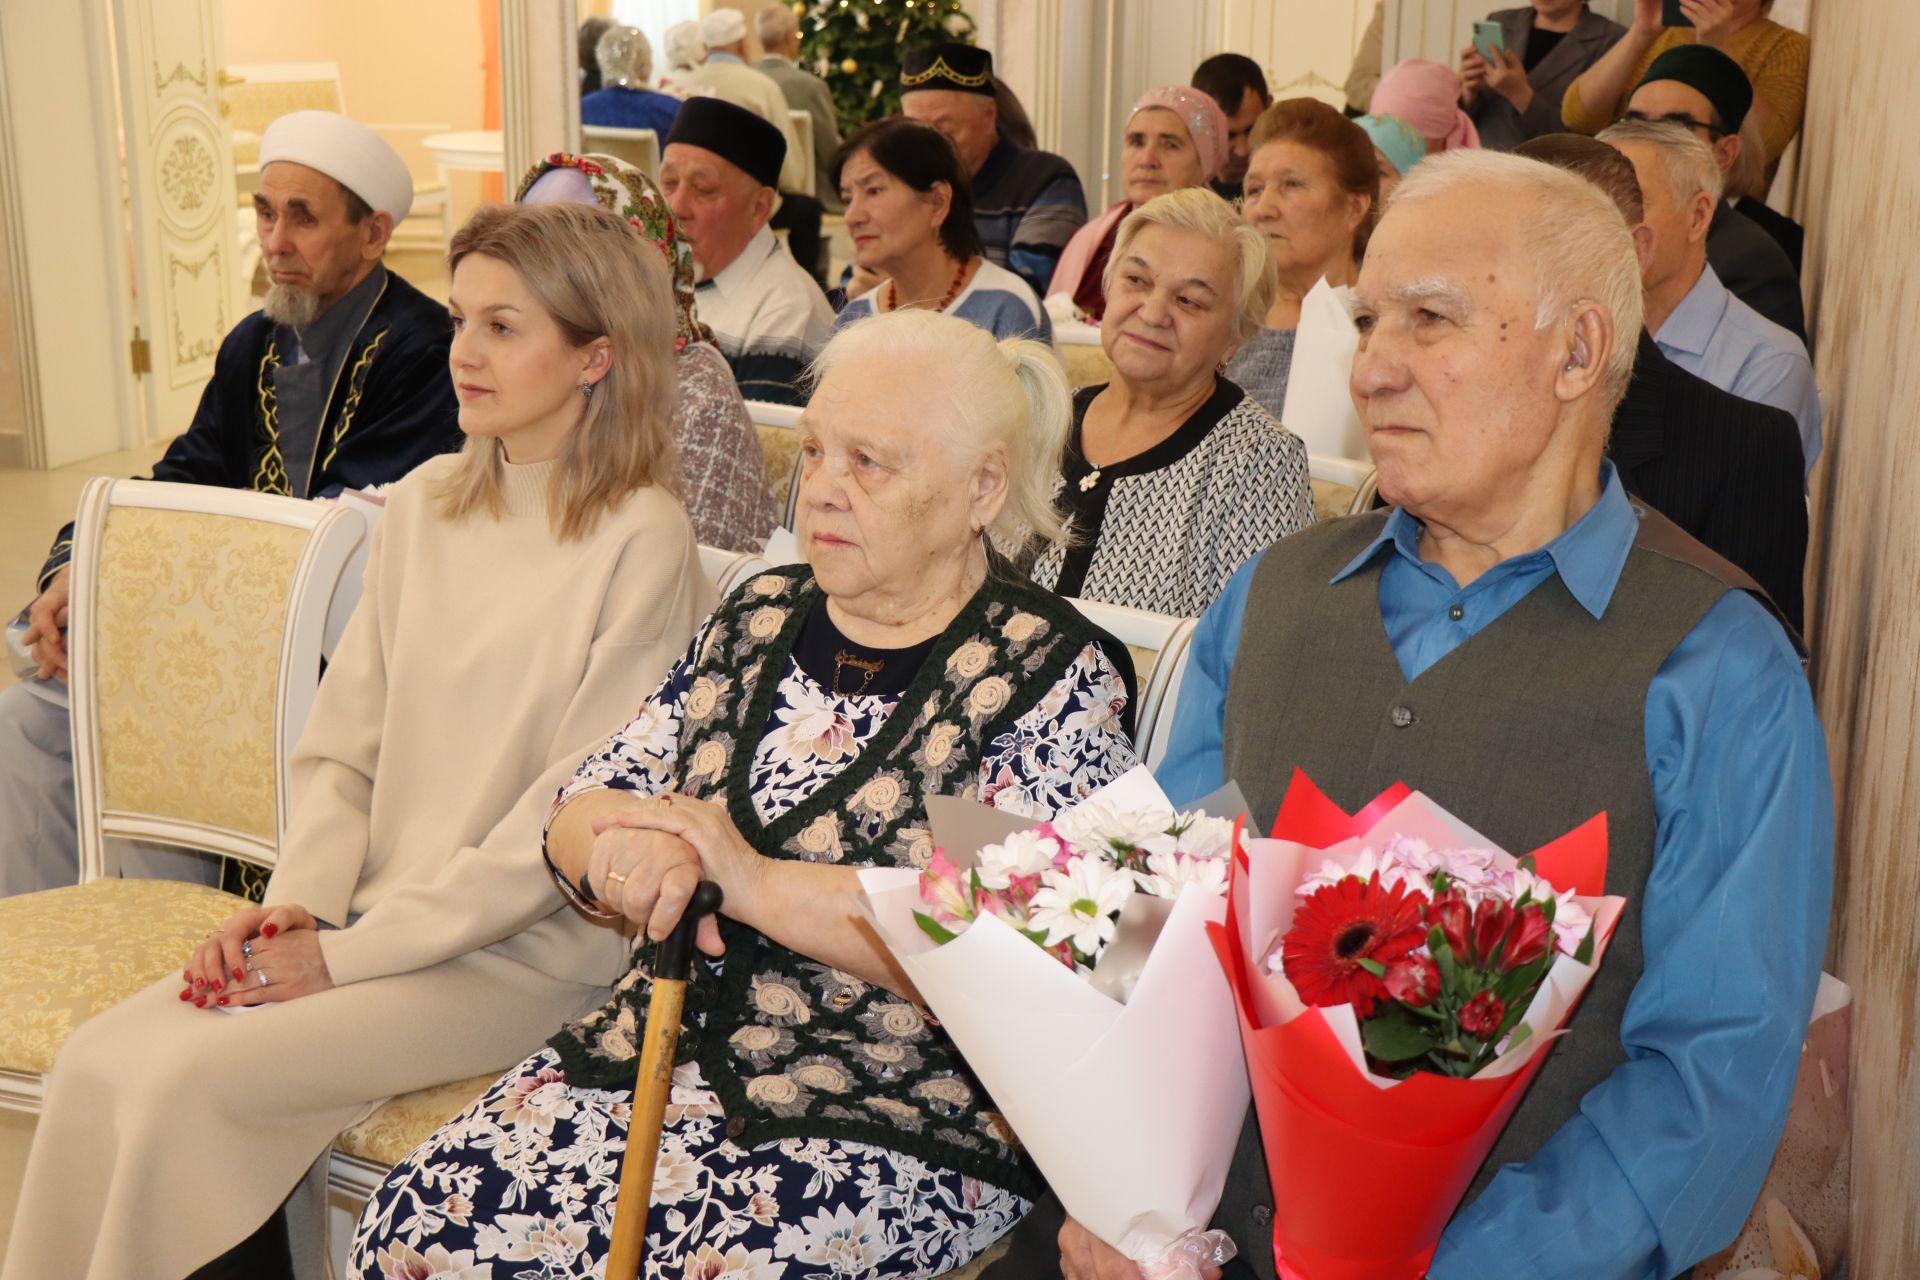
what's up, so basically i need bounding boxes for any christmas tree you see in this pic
[795,0,977,135]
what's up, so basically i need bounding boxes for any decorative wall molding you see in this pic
[0,14,43,469]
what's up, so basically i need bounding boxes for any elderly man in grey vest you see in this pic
[1026,151,1833,1280]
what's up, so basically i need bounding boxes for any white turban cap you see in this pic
[700,8,748,49]
[258,110,414,222]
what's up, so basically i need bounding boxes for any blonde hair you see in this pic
[438,201,678,541]
[808,310,1073,549]
[1102,186,1277,347]
[1388,149,1644,414]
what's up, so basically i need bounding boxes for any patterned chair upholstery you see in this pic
[1307,453,1378,520]
[1058,342,1116,390]
[746,400,805,512]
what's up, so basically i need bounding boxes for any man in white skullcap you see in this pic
[679,7,807,192]
[1,110,459,901]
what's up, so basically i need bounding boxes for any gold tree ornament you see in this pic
[841,57,859,74]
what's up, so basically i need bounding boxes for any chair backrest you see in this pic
[224,63,347,163]
[581,125,660,179]
[1063,596,1198,770]
[1307,452,1377,522]
[698,545,773,597]
[66,479,369,881]
[743,399,804,517]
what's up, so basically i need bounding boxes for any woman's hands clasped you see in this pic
[180,904,333,1009]
[586,792,763,958]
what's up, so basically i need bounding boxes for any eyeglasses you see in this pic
[1622,109,1727,139]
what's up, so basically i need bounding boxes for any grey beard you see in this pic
[261,283,322,328]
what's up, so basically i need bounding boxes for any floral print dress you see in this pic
[348,623,1137,1280]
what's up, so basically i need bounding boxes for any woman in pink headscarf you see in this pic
[1370,58,1482,155]
[1047,85,1229,321]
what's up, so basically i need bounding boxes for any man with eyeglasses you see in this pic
[1601,117,1820,475]
[1621,46,1804,341]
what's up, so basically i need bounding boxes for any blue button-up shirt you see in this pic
[1158,465,1832,1280]
[1655,264,1822,475]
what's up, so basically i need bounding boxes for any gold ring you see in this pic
[654,793,673,808]
[604,869,629,888]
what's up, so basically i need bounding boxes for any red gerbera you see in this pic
[1282,874,1430,1016]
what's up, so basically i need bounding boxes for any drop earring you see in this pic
[580,382,594,399]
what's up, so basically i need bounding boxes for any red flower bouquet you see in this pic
[1207,772,1627,1280]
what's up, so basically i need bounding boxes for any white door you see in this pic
[111,0,238,443]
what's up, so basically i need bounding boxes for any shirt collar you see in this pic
[703,225,778,300]
[1331,461,1639,620]
[1653,263,1730,358]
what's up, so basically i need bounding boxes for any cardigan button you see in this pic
[726,1117,747,1140]
[1389,704,1416,729]
[1251,1203,1273,1227]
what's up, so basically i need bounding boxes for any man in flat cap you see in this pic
[1623,45,1804,340]
[1,109,459,898]
[900,42,1087,300]
[1601,117,1820,474]
[662,96,834,405]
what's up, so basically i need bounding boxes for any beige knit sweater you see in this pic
[265,452,717,989]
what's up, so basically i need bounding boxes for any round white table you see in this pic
[423,130,505,174]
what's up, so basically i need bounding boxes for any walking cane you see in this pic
[606,878,724,1280]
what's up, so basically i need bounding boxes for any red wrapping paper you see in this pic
[1207,771,1615,1280]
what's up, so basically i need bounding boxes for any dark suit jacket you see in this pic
[1732,197,1805,273]
[1610,331,1807,632]
[1707,200,1806,343]
[1467,6,1626,151]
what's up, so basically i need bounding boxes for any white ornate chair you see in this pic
[1064,597,1200,771]
[698,545,774,597]
[0,478,367,1115]
[1308,452,1380,521]
[581,124,661,180]
[743,397,805,518]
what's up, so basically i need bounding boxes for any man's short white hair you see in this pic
[755,4,798,47]
[1597,118,1726,207]
[1387,149,1644,413]
[595,26,652,89]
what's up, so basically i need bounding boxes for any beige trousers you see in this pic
[1,946,602,1280]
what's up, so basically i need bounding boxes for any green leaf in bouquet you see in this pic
[1505,1023,1535,1055]
[913,911,959,946]
[1494,953,1554,1008]
[1363,1005,1440,1063]
[1356,957,1387,978]
[1517,854,1538,875]
[1575,920,1597,966]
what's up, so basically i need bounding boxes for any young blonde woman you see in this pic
[2,201,713,1280]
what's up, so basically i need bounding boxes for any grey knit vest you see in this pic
[1222,507,1735,1200]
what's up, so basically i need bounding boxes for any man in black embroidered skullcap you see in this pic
[1624,45,1804,340]
[899,42,1087,301]
[661,96,833,405]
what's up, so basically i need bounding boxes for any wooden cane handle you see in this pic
[605,977,686,1280]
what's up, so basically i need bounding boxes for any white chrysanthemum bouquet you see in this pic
[913,796,1235,971]
[859,768,1249,1279]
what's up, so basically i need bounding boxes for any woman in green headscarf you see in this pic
[519,152,779,551]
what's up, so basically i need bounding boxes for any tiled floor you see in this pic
[0,441,170,691]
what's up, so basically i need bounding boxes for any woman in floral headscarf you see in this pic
[521,152,778,551]
[1046,85,1230,322]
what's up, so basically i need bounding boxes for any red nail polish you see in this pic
[194,997,207,1007]
[234,967,246,981]
[179,988,192,1001]
[216,997,229,1006]
[194,978,205,990]
[213,979,224,992]
[262,924,278,938]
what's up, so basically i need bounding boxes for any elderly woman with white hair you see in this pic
[658,19,706,95]
[1023,186,1315,618]
[581,25,681,135]
[348,310,1142,1279]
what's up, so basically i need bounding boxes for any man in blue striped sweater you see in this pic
[900,42,1088,301]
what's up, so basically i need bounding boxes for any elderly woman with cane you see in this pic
[348,309,1144,1278]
